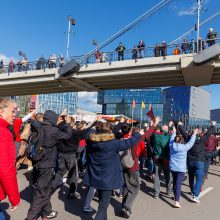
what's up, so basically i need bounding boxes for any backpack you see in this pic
[120,149,134,169]
[26,128,44,162]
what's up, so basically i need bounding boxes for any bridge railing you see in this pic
[0,39,219,75]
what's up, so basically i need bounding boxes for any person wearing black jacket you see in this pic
[178,121,216,203]
[52,117,98,200]
[27,110,72,220]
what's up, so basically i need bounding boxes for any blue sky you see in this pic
[1,0,220,111]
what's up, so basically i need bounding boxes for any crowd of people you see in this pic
[0,97,220,220]
[0,28,218,74]
[97,27,218,62]
[0,54,64,74]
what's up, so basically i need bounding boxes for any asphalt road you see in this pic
[3,164,220,220]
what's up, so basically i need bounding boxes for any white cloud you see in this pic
[78,91,102,112]
[178,9,195,16]
[177,0,209,16]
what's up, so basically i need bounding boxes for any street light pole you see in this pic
[66,16,72,62]
[66,15,76,62]
[197,0,201,53]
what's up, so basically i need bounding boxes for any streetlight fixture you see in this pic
[66,15,76,62]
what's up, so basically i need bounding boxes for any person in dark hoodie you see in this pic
[84,122,144,220]
[177,121,217,203]
[26,110,72,220]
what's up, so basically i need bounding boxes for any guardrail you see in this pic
[0,39,219,75]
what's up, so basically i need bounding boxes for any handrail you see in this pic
[0,40,219,75]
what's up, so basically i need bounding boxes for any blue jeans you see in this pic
[0,207,5,220]
[171,171,185,202]
[187,160,204,197]
[94,190,112,220]
[146,157,154,174]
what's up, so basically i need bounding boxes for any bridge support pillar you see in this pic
[181,56,215,86]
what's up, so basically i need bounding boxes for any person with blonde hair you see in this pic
[0,97,20,218]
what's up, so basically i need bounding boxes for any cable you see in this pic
[170,11,220,45]
[77,0,172,65]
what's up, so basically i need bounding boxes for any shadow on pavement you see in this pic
[57,183,95,220]
[19,171,34,204]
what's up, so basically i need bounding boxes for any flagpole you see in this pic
[131,100,134,127]
[140,107,142,130]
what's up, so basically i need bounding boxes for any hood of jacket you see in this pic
[90,132,115,142]
[43,110,59,126]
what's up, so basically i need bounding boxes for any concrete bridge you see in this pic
[0,50,220,96]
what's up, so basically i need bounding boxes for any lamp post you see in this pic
[66,15,76,62]
[197,0,201,53]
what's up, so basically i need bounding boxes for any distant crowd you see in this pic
[0,28,218,74]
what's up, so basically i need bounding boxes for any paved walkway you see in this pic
[3,165,220,220]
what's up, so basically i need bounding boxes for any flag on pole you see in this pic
[146,103,155,120]
[141,101,146,109]
[132,99,137,108]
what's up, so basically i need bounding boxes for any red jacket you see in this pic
[0,118,20,206]
[205,135,220,152]
[128,126,155,171]
[13,118,22,142]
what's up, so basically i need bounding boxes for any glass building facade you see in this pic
[97,88,164,122]
[98,86,211,128]
[37,92,78,115]
[11,92,78,115]
[211,109,220,129]
[164,86,210,128]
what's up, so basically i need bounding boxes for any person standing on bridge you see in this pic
[206,28,218,47]
[0,97,20,219]
[181,38,190,54]
[138,40,145,58]
[132,45,138,60]
[116,42,126,61]
[8,59,15,73]
[161,41,167,58]
[154,43,161,57]
[173,45,181,55]
[0,60,5,74]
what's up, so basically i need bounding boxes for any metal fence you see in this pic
[0,39,219,75]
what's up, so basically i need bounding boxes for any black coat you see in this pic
[84,132,141,190]
[35,110,72,168]
[178,125,215,162]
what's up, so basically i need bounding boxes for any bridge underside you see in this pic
[0,53,220,96]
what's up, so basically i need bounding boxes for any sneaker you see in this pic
[174,201,181,208]
[83,206,94,213]
[46,211,58,219]
[62,177,67,184]
[121,208,131,218]
[191,196,200,203]
[119,193,123,199]
[154,194,159,199]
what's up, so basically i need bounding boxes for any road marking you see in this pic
[198,187,214,199]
